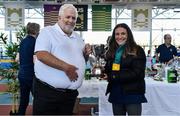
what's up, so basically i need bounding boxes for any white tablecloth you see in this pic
[142,78,180,115]
[78,78,180,116]
[78,79,100,98]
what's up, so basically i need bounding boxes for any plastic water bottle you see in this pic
[165,66,171,82]
[85,60,92,80]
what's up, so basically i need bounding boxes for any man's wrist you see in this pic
[83,52,89,62]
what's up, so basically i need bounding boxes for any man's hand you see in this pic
[84,44,92,56]
[83,44,92,61]
[64,64,78,82]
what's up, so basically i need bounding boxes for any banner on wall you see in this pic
[131,5,152,31]
[92,5,112,31]
[44,4,88,31]
[44,5,60,27]
[5,4,24,31]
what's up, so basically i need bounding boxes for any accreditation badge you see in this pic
[112,63,120,71]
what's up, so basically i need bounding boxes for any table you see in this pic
[142,78,180,115]
[78,78,180,116]
[78,79,99,98]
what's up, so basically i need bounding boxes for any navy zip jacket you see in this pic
[105,46,146,95]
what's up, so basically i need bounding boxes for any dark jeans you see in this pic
[33,77,78,115]
[18,77,33,115]
[112,103,142,116]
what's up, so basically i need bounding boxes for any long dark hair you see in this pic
[105,23,138,60]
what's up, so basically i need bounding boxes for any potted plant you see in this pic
[0,67,19,115]
[0,27,26,115]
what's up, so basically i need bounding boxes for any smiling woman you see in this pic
[104,23,147,116]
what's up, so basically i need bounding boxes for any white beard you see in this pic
[64,25,74,34]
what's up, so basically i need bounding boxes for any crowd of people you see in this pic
[14,3,180,116]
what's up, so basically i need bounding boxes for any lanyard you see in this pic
[114,45,125,64]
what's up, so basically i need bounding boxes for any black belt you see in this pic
[35,77,77,93]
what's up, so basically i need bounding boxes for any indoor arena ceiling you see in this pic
[1,0,180,9]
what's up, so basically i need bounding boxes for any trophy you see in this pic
[153,63,165,81]
[88,44,106,78]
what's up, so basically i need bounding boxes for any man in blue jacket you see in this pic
[155,34,177,64]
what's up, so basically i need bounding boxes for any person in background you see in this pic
[177,46,180,57]
[104,23,147,115]
[17,22,40,115]
[155,34,177,64]
[33,4,91,115]
[105,35,112,51]
[147,49,151,57]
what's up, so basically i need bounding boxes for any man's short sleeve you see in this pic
[35,27,51,53]
[156,45,161,54]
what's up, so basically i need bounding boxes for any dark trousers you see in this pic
[33,77,78,115]
[18,77,33,115]
[112,103,142,116]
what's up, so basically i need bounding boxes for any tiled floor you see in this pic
[0,84,8,92]
[0,105,32,115]
[0,92,33,104]
[0,104,98,115]
[0,81,33,115]
[0,94,98,115]
[0,82,98,115]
